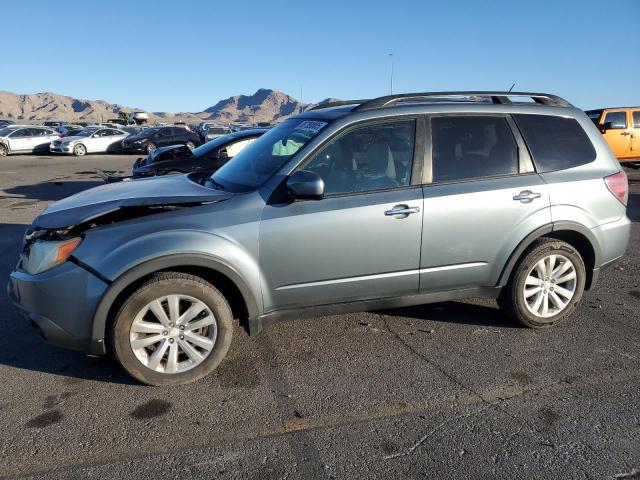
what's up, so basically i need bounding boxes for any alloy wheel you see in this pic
[523,254,577,318]
[129,294,217,374]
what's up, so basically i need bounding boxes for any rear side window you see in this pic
[431,116,518,183]
[513,115,596,172]
[603,111,627,129]
[633,111,640,128]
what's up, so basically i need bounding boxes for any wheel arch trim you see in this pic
[498,221,602,287]
[90,253,260,351]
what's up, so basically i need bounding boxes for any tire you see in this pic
[110,272,233,386]
[146,143,156,154]
[498,238,586,328]
[0,143,8,156]
[186,142,195,149]
[73,144,86,156]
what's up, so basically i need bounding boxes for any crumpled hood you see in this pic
[33,174,232,229]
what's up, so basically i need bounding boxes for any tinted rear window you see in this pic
[513,115,596,172]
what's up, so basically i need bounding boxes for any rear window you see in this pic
[513,115,596,172]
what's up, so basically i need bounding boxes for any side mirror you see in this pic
[286,170,324,200]
[601,122,612,133]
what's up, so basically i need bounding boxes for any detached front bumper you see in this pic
[8,260,110,354]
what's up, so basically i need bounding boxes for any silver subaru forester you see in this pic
[9,92,630,385]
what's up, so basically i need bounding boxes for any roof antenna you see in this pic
[508,83,516,92]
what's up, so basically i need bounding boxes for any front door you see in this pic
[259,118,423,312]
[602,110,632,159]
[420,114,551,291]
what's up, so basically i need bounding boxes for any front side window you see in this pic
[431,116,518,183]
[302,120,415,195]
[9,129,28,138]
[211,118,329,192]
[604,111,627,129]
[514,114,596,172]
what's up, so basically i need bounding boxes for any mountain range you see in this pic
[0,88,330,125]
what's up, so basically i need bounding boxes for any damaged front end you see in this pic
[21,173,233,274]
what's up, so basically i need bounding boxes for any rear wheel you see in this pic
[110,272,233,386]
[186,141,195,149]
[0,143,8,156]
[498,238,586,328]
[73,144,86,156]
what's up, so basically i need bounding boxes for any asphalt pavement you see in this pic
[0,154,638,479]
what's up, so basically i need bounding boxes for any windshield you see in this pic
[210,118,328,192]
[193,133,236,157]
[74,128,99,137]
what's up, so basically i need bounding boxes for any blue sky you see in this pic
[3,0,638,112]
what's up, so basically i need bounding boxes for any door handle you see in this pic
[620,131,630,136]
[513,190,541,203]
[384,205,420,217]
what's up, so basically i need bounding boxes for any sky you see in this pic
[2,0,638,112]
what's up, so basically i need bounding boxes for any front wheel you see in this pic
[146,142,156,154]
[0,143,8,156]
[110,272,233,386]
[73,144,86,156]
[186,141,195,149]
[498,238,586,328]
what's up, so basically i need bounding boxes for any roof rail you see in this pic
[307,99,370,111]
[352,91,573,111]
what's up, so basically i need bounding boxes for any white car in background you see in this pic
[0,125,60,156]
[50,126,129,156]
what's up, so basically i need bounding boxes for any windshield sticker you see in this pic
[294,121,328,134]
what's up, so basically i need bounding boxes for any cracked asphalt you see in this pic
[0,154,639,479]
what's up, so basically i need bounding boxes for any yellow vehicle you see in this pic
[586,107,640,164]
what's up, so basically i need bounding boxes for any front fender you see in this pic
[75,228,263,350]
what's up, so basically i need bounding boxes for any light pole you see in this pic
[389,53,394,95]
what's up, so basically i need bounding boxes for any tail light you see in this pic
[604,171,628,206]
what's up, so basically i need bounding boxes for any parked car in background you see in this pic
[121,126,201,154]
[49,126,128,156]
[8,91,630,385]
[132,128,267,178]
[0,125,60,156]
[0,119,14,128]
[203,125,231,142]
[42,121,68,129]
[586,107,640,165]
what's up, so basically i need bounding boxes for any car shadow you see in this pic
[2,180,103,202]
[0,222,135,385]
[379,300,520,328]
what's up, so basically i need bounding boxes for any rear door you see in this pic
[259,118,424,311]
[420,114,551,292]
[601,109,631,159]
